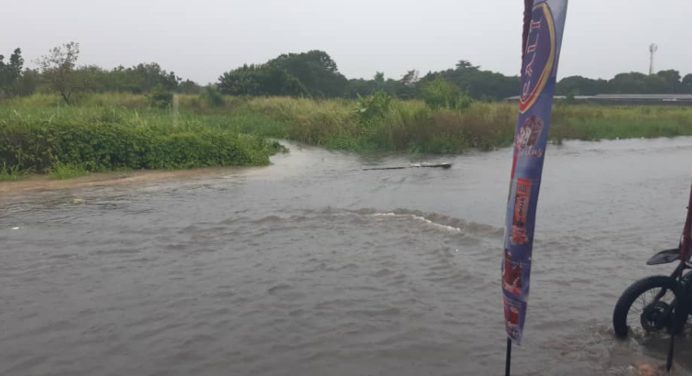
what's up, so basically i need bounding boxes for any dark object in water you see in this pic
[363,163,452,171]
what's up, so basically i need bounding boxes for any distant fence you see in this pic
[505,94,692,106]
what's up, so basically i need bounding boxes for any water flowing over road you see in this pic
[2,138,692,376]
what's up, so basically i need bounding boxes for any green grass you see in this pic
[2,93,692,176]
[237,97,517,153]
[0,95,281,174]
[49,163,88,180]
[0,163,23,181]
[551,104,692,142]
[209,96,692,153]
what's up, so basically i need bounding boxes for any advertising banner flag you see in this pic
[502,0,568,344]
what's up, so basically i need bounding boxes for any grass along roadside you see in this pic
[0,163,24,181]
[48,163,89,180]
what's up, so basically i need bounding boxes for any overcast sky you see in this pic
[3,0,691,84]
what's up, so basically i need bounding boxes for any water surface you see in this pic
[2,138,692,375]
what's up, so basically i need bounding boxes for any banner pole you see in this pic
[505,337,512,376]
[666,330,675,372]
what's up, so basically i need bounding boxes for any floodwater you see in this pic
[1,138,692,376]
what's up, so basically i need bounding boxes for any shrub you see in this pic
[420,78,472,111]
[202,86,225,107]
[49,163,88,179]
[355,91,392,124]
[0,163,22,181]
[0,105,278,173]
[148,86,174,109]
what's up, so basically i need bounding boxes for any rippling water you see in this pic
[2,138,692,376]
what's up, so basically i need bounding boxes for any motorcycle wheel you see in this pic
[613,275,685,339]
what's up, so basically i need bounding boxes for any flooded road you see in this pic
[1,137,692,376]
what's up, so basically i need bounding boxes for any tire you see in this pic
[682,270,692,289]
[612,275,685,339]
[681,270,692,318]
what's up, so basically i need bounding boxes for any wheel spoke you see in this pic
[613,277,684,338]
[626,286,674,334]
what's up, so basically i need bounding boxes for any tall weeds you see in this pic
[0,100,278,174]
[2,93,691,176]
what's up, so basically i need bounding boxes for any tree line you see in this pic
[2,42,692,104]
[216,53,692,99]
[0,43,200,103]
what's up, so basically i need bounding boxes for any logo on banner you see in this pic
[511,178,533,245]
[519,3,557,113]
[503,249,524,297]
[516,115,545,158]
[503,295,526,343]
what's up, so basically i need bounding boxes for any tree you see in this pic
[393,69,420,99]
[654,69,682,93]
[178,79,202,94]
[74,65,110,92]
[606,72,650,93]
[37,42,81,104]
[0,48,24,97]
[345,78,378,98]
[401,70,419,87]
[456,60,479,71]
[420,60,519,100]
[556,75,607,96]
[127,63,180,92]
[14,68,39,96]
[373,72,385,83]
[268,50,347,97]
[102,63,180,93]
[682,74,692,94]
[218,64,306,96]
[72,63,183,93]
[218,50,347,97]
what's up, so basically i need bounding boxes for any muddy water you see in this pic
[1,138,692,376]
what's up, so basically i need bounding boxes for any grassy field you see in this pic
[2,93,692,177]
[551,104,692,141]
[193,95,692,151]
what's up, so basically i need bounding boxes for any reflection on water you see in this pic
[1,138,692,376]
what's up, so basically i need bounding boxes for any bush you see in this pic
[202,86,225,107]
[420,78,473,111]
[0,163,22,181]
[49,163,88,179]
[148,86,174,109]
[0,105,277,173]
[355,91,392,124]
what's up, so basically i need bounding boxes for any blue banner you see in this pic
[502,0,568,344]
